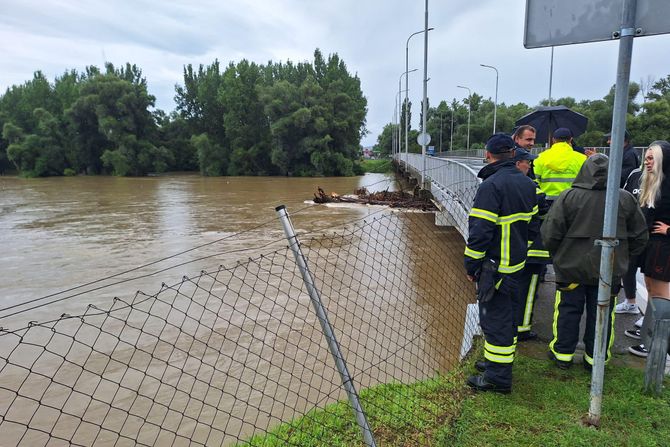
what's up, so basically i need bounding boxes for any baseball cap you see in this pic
[553,128,573,139]
[513,147,538,162]
[603,130,631,140]
[486,133,515,154]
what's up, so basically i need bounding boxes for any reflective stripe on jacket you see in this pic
[534,142,586,200]
[464,160,539,276]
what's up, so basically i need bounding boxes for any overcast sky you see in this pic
[2,0,670,147]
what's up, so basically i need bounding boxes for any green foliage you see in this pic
[0,50,366,177]
[359,159,393,173]
[382,79,670,151]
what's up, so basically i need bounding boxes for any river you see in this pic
[0,172,472,446]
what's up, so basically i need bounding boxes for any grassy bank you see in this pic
[243,348,670,446]
[359,159,393,173]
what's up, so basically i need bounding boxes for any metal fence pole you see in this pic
[588,0,637,426]
[275,205,377,447]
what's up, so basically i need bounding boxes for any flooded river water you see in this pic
[0,173,472,446]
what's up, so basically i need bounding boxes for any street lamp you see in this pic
[450,103,455,151]
[420,0,430,187]
[457,85,471,150]
[398,69,417,158]
[480,64,499,134]
[405,26,434,164]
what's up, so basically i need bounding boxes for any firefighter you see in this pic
[465,133,539,394]
[512,147,551,341]
[541,154,647,370]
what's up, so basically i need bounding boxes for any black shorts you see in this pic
[641,237,670,282]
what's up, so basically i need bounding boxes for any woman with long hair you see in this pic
[629,140,670,357]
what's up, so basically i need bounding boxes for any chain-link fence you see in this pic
[0,204,475,446]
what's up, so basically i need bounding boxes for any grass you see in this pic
[359,159,393,173]
[242,346,670,446]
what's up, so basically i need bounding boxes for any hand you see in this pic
[467,274,476,282]
[652,221,670,236]
[584,148,596,157]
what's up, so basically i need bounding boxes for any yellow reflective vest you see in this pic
[533,142,586,200]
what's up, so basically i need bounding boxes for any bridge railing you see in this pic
[398,154,481,240]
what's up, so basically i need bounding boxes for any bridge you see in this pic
[395,152,482,239]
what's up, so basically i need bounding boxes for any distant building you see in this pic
[362,146,375,159]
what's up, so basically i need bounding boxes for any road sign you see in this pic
[417,132,431,146]
[427,146,435,155]
[524,0,670,48]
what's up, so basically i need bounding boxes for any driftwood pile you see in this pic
[313,187,437,210]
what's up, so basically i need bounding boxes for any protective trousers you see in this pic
[478,271,520,388]
[549,283,616,366]
[516,263,543,335]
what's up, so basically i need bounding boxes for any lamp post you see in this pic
[439,112,443,152]
[480,64,499,134]
[398,69,417,159]
[450,105,454,151]
[405,26,434,165]
[457,85,471,150]
[549,46,554,106]
[420,0,429,187]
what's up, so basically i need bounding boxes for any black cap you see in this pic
[604,130,631,140]
[553,128,573,139]
[513,148,538,162]
[486,133,515,154]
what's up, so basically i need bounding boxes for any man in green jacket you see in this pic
[541,154,648,369]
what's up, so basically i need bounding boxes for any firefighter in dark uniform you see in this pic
[465,134,539,394]
[512,148,551,341]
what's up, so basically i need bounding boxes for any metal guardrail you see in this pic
[397,154,481,240]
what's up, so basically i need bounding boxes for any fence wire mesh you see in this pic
[0,207,475,446]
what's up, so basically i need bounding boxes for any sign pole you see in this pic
[588,0,637,427]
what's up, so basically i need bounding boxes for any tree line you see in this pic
[375,76,670,154]
[0,49,367,177]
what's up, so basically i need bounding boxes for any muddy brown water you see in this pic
[0,173,472,446]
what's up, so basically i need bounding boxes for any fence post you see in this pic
[644,319,670,396]
[275,205,377,447]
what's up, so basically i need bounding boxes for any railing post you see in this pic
[275,205,377,447]
[644,318,670,396]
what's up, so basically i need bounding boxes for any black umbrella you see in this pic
[515,105,589,145]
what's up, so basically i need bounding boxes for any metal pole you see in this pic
[440,112,443,152]
[421,0,429,187]
[588,0,637,427]
[275,205,377,446]
[450,103,454,151]
[406,28,433,165]
[457,85,471,150]
[399,70,417,161]
[480,64,499,134]
[548,46,554,106]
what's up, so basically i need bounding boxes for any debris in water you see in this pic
[313,187,437,211]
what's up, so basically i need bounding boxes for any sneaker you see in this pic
[624,329,641,340]
[628,344,648,358]
[615,302,640,314]
[634,316,644,328]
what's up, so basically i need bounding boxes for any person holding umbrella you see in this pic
[533,128,587,204]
